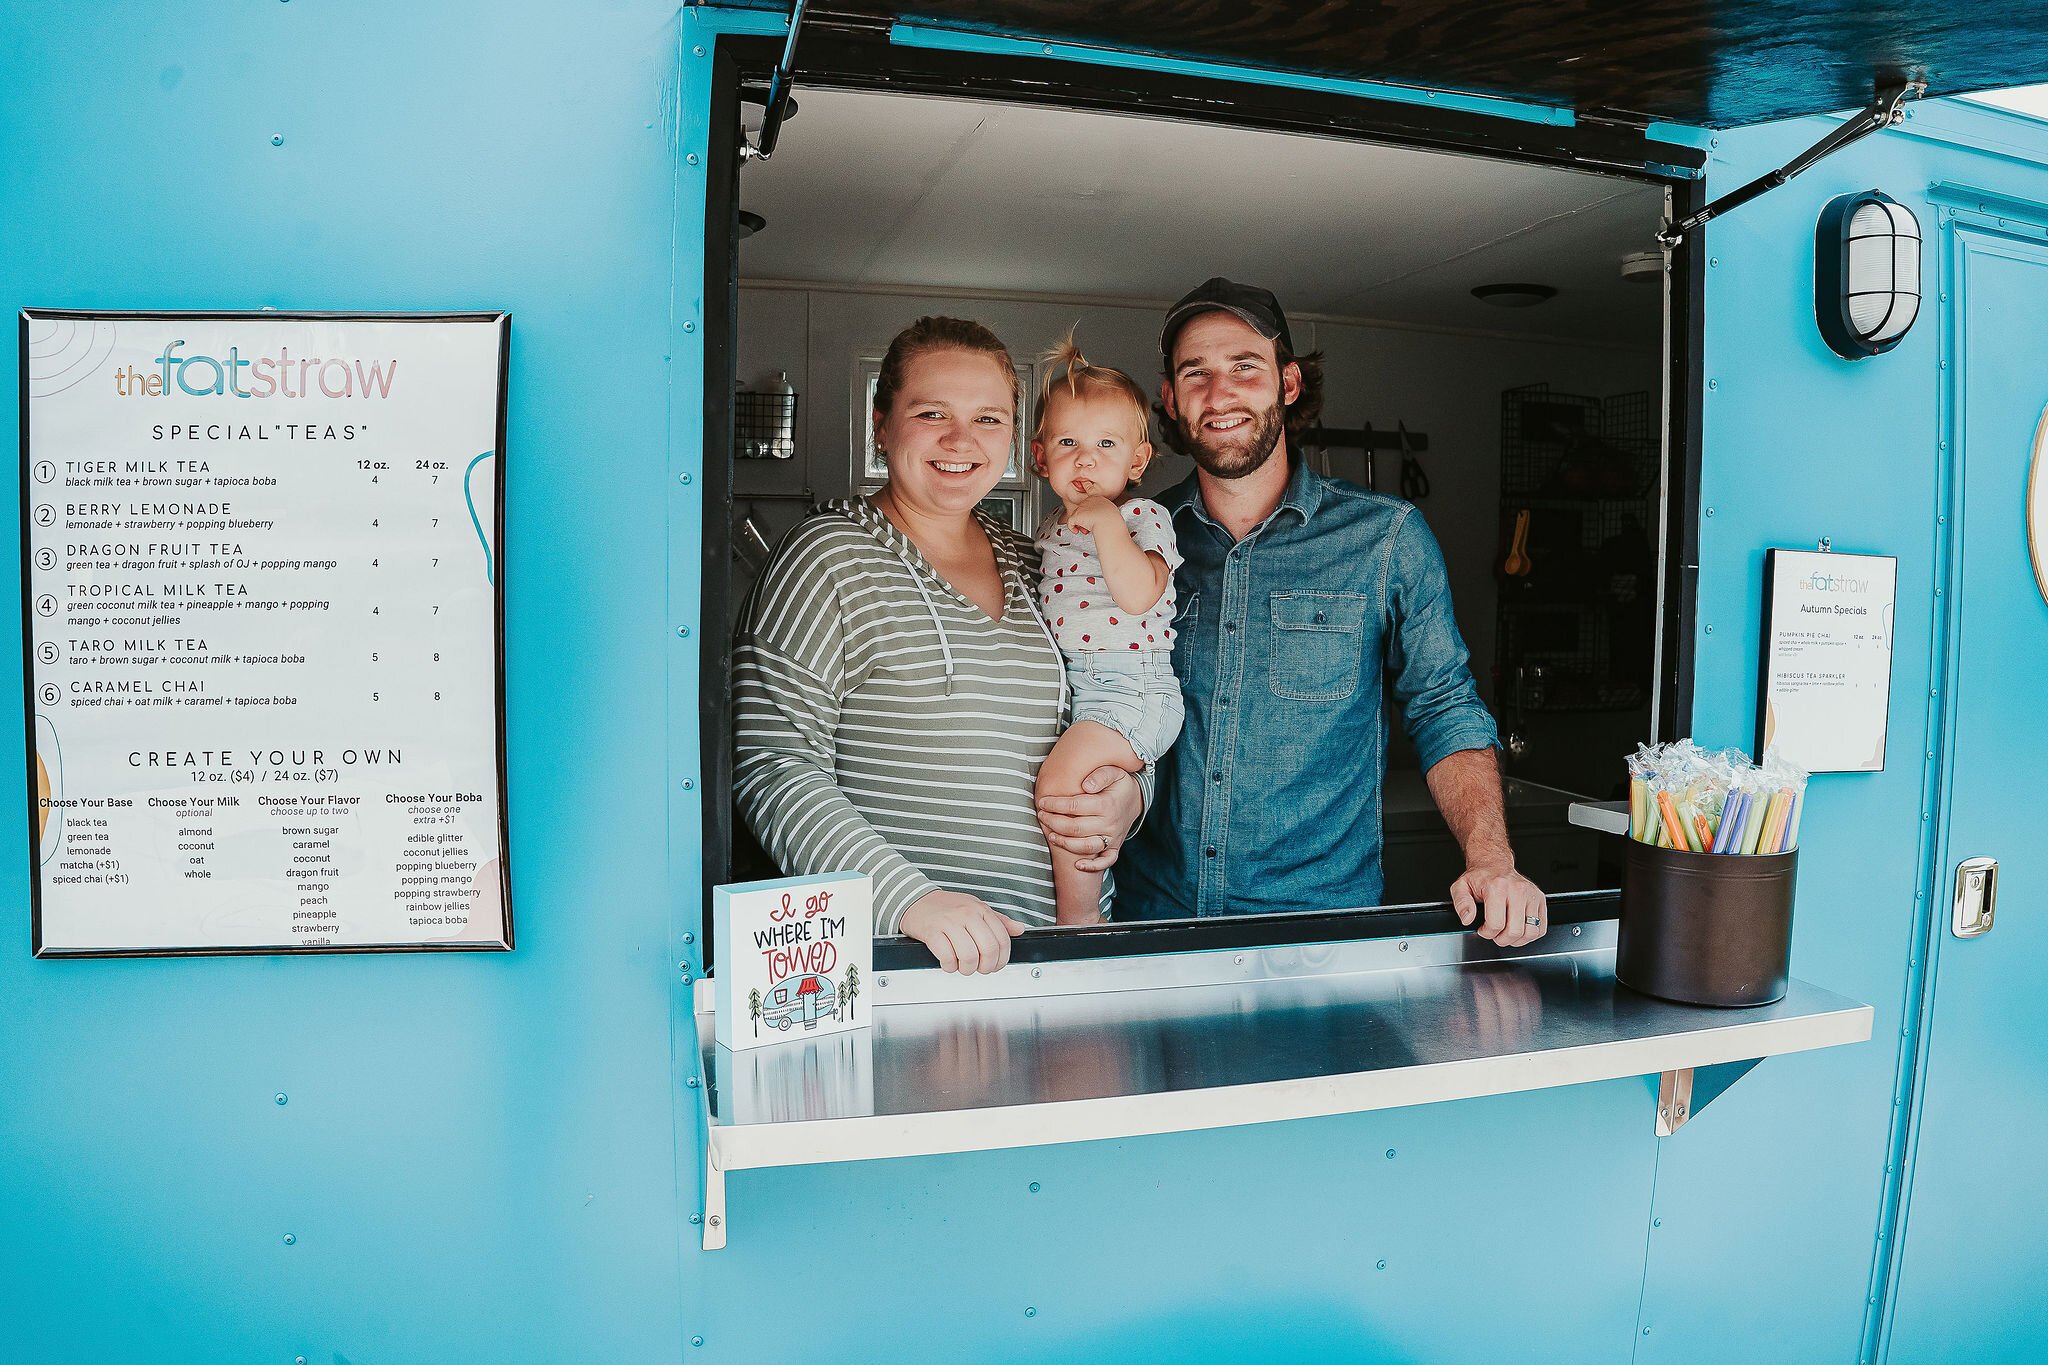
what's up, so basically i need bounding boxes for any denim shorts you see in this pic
[1067,649,1185,766]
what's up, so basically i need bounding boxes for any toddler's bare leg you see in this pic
[1037,720,1145,924]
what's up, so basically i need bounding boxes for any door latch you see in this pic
[1951,857,1998,939]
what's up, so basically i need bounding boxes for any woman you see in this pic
[733,317,1145,974]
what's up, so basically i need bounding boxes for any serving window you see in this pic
[698,34,1699,963]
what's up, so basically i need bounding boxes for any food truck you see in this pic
[5,2,2048,1361]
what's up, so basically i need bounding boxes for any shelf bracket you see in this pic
[1656,1058,1762,1136]
[703,1134,729,1250]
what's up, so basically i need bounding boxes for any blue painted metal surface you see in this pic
[2,5,2047,1362]
[888,22,1578,127]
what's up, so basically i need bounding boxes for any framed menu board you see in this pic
[1756,548,1898,774]
[21,311,512,956]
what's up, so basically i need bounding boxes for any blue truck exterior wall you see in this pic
[1,5,2041,1361]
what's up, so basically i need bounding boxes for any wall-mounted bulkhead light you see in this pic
[1815,190,1922,359]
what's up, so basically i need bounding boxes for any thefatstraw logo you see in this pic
[1799,570,1869,594]
[113,341,398,399]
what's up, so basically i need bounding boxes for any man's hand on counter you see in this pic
[1451,863,1548,948]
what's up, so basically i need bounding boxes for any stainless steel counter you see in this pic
[691,922,1871,1249]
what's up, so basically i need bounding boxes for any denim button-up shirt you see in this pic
[1118,457,1499,919]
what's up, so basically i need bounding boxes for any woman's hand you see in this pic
[1036,765,1144,873]
[899,890,1025,975]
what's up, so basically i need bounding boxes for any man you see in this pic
[1116,277,1548,945]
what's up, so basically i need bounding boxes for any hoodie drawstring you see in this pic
[905,569,957,696]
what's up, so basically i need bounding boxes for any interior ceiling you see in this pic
[829,0,2048,128]
[738,89,1666,344]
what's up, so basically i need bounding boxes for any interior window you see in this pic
[718,85,1668,918]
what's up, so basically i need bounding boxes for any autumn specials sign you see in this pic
[21,312,511,955]
[713,872,872,1052]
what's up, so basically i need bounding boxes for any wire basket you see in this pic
[735,389,798,460]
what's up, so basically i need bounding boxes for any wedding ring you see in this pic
[1100,834,1111,854]
[1524,914,1542,926]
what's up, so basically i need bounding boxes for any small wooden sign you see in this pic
[713,872,872,1052]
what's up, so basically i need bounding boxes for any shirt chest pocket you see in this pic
[1269,592,1370,701]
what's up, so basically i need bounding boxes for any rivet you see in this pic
[1234,954,1245,965]
[684,321,696,332]
[283,1233,296,1245]
[708,1215,722,1228]
[1397,941,1408,952]
[1705,506,1716,517]
[1030,967,1042,979]
[877,976,888,988]
[692,1336,705,1347]
[1940,361,1947,369]
[1571,925,1582,937]
[1041,43,1052,53]
[1025,1307,1038,1318]
[690,1213,701,1224]
[1029,1181,1041,1193]
[679,472,693,484]
[682,931,696,944]
[271,135,284,147]
[686,1076,699,1088]
[1938,515,1946,524]
[693,45,706,56]
[1707,378,1718,390]
[1386,1148,1397,1159]
[678,624,691,638]
[1935,589,1942,597]
[1644,1326,1654,1336]
[1654,1217,1663,1227]
[1709,257,1719,267]
[1376,1259,1388,1270]
[1704,625,1713,634]
[682,779,695,791]
[275,1093,288,1105]
[687,153,700,165]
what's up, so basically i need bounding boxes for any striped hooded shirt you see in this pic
[734,496,1085,932]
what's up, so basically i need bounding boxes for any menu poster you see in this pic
[1756,548,1898,774]
[713,872,872,1053]
[21,311,511,955]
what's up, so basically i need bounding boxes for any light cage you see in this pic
[1816,190,1922,359]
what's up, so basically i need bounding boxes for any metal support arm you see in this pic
[740,0,809,162]
[1658,80,1926,249]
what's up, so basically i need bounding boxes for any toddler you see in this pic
[1030,336,1184,924]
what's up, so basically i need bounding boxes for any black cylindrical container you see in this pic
[1616,841,1797,1007]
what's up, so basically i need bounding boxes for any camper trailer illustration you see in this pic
[759,973,838,1032]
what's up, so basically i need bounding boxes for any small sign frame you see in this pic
[1756,548,1898,774]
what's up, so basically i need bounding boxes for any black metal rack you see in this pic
[1495,384,1659,714]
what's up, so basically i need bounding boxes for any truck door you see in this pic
[1881,219,2048,1363]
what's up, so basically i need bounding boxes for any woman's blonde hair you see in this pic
[1031,330,1151,443]
[872,316,1020,420]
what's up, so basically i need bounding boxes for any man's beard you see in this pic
[1178,399,1286,480]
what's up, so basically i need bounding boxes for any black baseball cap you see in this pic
[1160,277,1295,362]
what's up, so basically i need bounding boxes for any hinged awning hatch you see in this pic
[815,0,2048,128]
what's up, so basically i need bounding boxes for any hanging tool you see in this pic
[1397,421,1429,500]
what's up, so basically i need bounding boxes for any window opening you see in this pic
[706,58,1691,951]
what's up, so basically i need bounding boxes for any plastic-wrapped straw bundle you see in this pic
[1626,741,1807,855]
